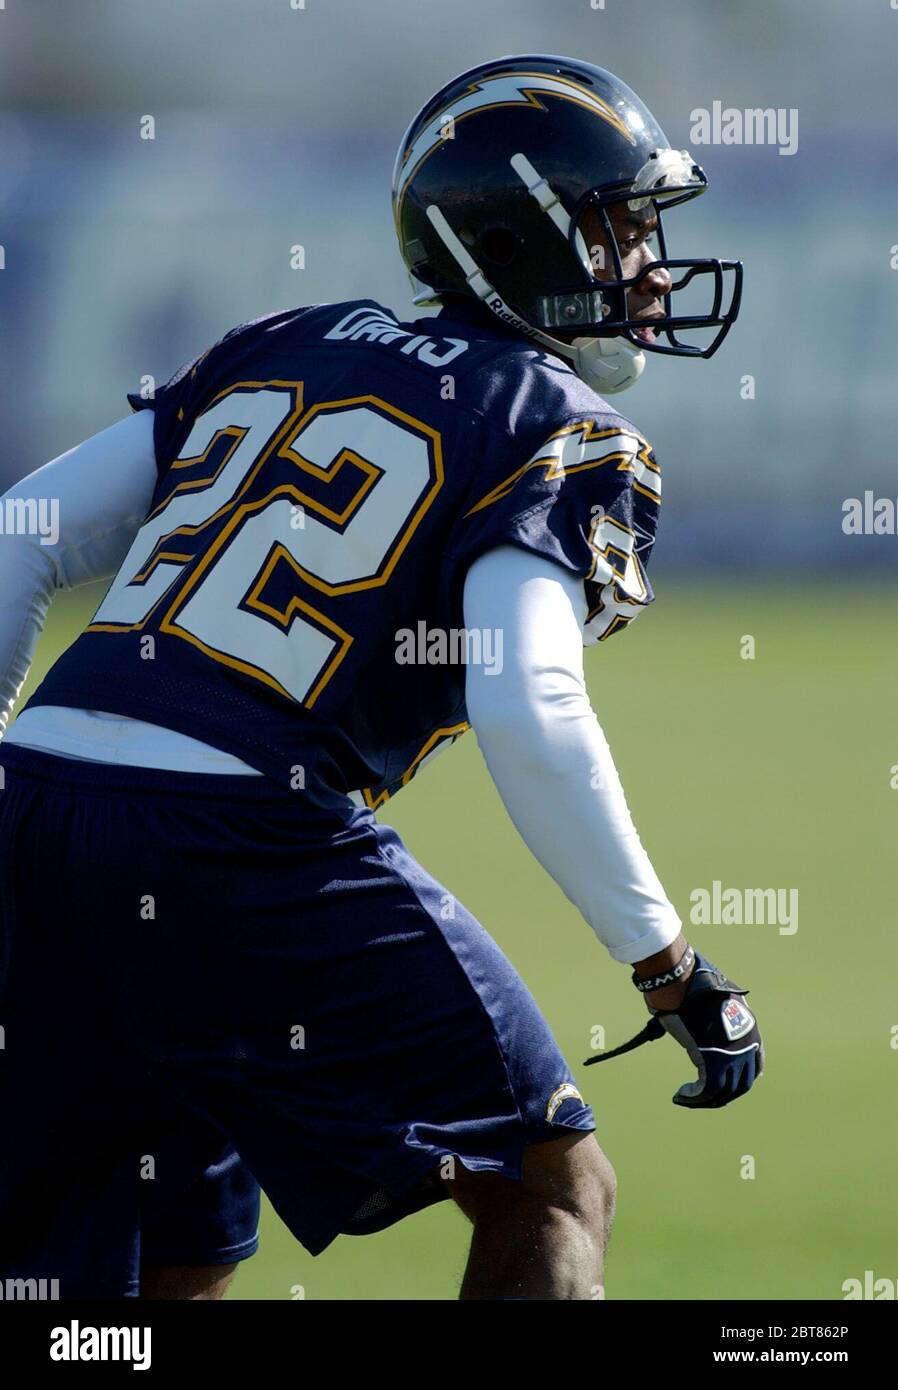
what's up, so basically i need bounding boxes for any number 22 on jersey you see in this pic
[92,382,444,706]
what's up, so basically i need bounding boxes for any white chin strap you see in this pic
[423,150,649,395]
[567,334,645,394]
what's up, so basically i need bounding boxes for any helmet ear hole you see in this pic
[479,225,519,267]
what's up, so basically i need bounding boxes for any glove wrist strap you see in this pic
[631,943,696,995]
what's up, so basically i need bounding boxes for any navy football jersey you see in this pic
[28,299,662,807]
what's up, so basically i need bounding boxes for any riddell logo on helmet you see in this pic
[486,296,540,339]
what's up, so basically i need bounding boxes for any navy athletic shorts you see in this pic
[0,743,594,1296]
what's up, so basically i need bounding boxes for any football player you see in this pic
[0,56,762,1301]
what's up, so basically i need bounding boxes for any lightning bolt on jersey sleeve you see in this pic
[0,412,158,733]
[446,415,661,645]
[463,544,682,964]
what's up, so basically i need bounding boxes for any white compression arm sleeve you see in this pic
[0,411,158,732]
[463,545,682,964]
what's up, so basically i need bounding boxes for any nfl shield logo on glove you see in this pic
[721,998,755,1041]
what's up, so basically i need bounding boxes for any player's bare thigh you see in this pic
[140,1264,238,1300]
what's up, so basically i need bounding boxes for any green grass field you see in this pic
[15,579,897,1300]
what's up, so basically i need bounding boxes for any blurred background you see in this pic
[2,0,897,569]
[2,0,897,1300]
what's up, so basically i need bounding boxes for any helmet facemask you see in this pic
[526,150,743,360]
[421,147,742,391]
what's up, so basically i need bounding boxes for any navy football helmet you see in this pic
[393,55,742,392]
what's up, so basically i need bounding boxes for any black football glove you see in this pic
[650,952,764,1108]
[584,951,764,1109]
